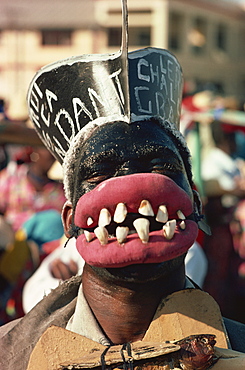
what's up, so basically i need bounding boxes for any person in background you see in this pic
[0,146,66,233]
[0,146,66,323]
[202,120,245,199]
[201,120,245,322]
[0,209,65,324]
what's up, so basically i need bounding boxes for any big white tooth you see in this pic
[113,203,127,223]
[179,220,186,230]
[156,205,168,223]
[98,208,111,227]
[116,226,129,244]
[133,218,150,244]
[177,210,186,220]
[138,200,154,217]
[163,219,176,240]
[84,230,93,242]
[87,217,93,226]
[94,226,109,245]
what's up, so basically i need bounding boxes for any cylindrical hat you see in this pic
[27,0,183,164]
[27,0,184,200]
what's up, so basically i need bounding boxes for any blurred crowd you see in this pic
[182,86,245,323]
[0,87,245,326]
[0,98,67,323]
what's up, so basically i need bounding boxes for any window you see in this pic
[188,17,207,55]
[169,12,183,51]
[240,28,245,58]
[216,23,227,51]
[108,10,151,16]
[41,30,72,46]
[129,27,151,46]
[108,27,151,47]
[108,28,121,47]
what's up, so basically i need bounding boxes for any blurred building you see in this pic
[0,0,244,119]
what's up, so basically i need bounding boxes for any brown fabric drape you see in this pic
[0,275,82,370]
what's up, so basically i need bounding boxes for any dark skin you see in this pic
[82,259,186,344]
[71,120,193,206]
[63,120,194,344]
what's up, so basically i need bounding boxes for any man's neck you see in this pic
[82,262,186,344]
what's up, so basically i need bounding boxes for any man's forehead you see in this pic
[78,120,180,160]
[83,120,177,147]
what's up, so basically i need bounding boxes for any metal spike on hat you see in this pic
[27,0,130,165]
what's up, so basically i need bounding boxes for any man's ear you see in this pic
[192,188,212,235]
[192,189,202,215]
[62,201,73,237]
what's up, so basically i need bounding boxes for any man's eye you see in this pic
[152,163,177,174]
[86,174,110,184]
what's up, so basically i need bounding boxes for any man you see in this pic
[1,1,245,369]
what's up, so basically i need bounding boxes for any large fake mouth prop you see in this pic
[74,173,198,268]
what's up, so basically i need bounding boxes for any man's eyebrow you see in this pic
[80,149,120,168]
[79,144,183,169]
[137,144,182,163]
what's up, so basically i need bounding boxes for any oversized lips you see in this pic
[74,173,198,268]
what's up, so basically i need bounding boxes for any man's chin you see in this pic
[90,256,186,283]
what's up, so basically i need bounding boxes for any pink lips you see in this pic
[74,173,198,268]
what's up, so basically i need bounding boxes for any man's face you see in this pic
[68,120,198,270]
